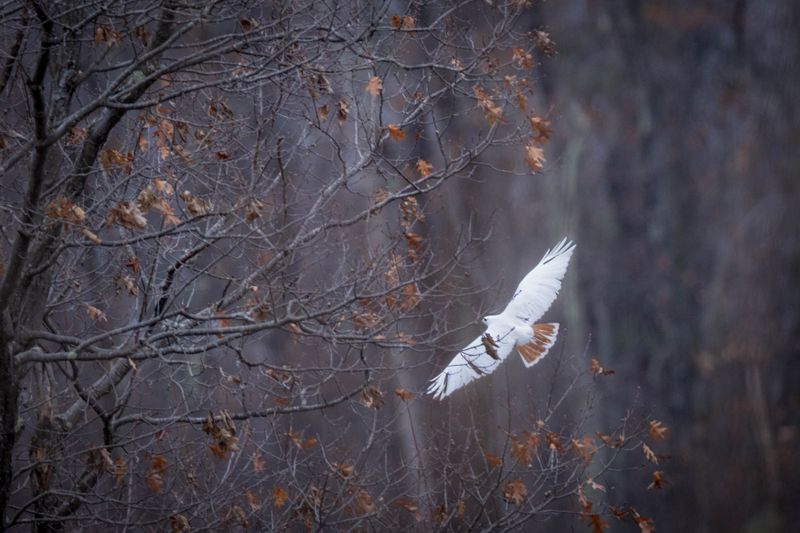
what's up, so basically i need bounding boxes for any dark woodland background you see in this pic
[1,1,798,532]
[468,1,799,531]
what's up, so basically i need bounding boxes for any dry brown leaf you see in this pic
[107,201,147,229]
[169,514,190,533]
[416,159,433,177]
[391,15,415,29]
[503,479,528,505]
[457,500,466,520]
[245,489,261,511]
[474,86,504,124]
[648,470,665,490]
[631,508,656,533]
[400,196,425,227]
[571,436,598,464]
[649,420,668,441]
[240,18,258,32]
[481,333,500,360]
[126,256,140,273]
[533,30,556,57]
[366,76,383,97]
[273,485,288,507]
[394,388,414,401]
[336,100,349,120]
[484,452,502,468]
[94,25,120,46]
[393,496,419,515]
[134,26,149,46]
[510,430,539,466]
[202,410,240,459]
[153,178,174,195]
[528,116,552,144]
[360,385,384,409]
[318,104,330,121]
[46,197,86,225]
[179,191,209,217]
[85,304,107,322]
[245,199,263,223]
[66,126,88,145]
[252,452,265,474]
[586,478,606,492]
[590,357,616,376]
[334,462,355,478]
[431,504,447,524]
[512,47,534,69]
[546,431,565,454]
[121,275,137,296]
[355,489,375,515]
[642,442,658,464]
[524,142,545,172]
[387,124,405,140]
[145,455,167,493]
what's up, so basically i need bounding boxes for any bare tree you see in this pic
[0,1,658,531]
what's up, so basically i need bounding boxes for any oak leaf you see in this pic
[528,116,552,144]
[649,420,668,441]
[391,15,415,29]
[647,470,665,490]
[394,388,414,401]
[252,452,265,474]
[524,142,545,172]
[387,124,405,140]
[503,479,528,505]
[245,489,261,511]
[85,304,107,322]
[107,201,147,229]
[642,442,658,464]
[416,159,432,177]
[355,490,375,515]
[273,485,288,507]
[360,385,384,409]
[366,76,383,97]
[590,357,615,376]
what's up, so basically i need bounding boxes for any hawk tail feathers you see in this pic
[517,323,559,367]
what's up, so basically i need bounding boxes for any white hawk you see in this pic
[427,238,575,399]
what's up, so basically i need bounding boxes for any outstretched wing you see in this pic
[427,321,516,400]
[500,238,575,324]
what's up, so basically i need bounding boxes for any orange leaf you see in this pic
[245,489,261,511]
[647,470,665,490]
[391,15,415,29]
[484,452,502,468]
[85,304,107,322]
[387,124,405,140]
[273,485,288,507]
[416,159,432,176]
[394,388,414,401]
[642,443,658,464]
[524,142,545,172]
[252,452,265,473]
[366,76,383,96]
[355,489,375,515]
[510,431,539,466]
[502,479,528,505]
[649,420,668,441]
[590,357,615,376]
[528,116,552,144]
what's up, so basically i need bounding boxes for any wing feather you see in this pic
[427,322,516,399]
[500,238,575,324]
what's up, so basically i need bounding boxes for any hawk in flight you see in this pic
[427,238,575,399]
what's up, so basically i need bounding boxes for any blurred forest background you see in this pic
[466,1,800,531]
[1,0,798,532]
